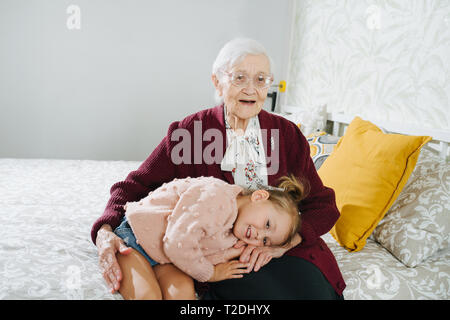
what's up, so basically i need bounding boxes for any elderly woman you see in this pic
[92,38,345,300]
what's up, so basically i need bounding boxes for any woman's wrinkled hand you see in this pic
[233,234,302,273]
[96,224,132,293]
[222,241,247,261]
[236,244,285,272]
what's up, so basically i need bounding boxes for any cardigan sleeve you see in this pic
[289,125,340,247]
[90,121,180,245]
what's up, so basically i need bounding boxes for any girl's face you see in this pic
[233,190,292,247]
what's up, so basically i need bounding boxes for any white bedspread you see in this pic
[1,158,448,299]
[323,233,449,299]
[0,158,133,299]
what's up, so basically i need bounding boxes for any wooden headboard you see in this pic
[326,112,450,161]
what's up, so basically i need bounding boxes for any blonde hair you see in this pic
[243,174,310,247]
[271,174,310,247]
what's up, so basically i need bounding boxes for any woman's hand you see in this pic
[208,260,250,282]
[236,244,284,272]
[234,234,303,272]
[222,242,247,261]
[96,224,133,293]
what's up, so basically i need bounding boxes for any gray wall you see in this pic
[0,0,292,161]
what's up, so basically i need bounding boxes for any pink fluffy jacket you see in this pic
[124,176,243,282]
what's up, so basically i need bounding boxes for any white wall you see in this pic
[286,0,450,130]
[0,0,293,160]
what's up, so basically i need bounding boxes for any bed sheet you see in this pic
[0,158,448,299]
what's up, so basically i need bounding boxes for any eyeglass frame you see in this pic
[219,69,274,90]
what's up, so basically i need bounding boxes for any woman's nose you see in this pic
[242,80,257,94]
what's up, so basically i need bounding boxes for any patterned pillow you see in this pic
[307,131,340,170]
[373,147,450,267]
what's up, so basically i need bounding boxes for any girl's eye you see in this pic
[263,237,268,246]
[266,220,270,229]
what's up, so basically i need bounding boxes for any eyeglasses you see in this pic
[220,70,274,89]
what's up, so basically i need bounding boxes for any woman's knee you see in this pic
[205,256,338,300]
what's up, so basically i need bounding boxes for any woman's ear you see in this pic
[211,74,222,97]
[250,189,270,202]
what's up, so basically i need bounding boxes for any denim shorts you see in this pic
[114,217,159,267]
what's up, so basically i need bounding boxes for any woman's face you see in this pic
[233,190,292,247]
[212,54,271,121]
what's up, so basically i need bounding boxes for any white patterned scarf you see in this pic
[221,106,268,190]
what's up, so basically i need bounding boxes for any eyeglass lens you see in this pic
[230,72,273,88]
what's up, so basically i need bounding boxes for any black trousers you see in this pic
[202,255,344,300]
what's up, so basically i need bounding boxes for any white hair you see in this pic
[212,38,274,104]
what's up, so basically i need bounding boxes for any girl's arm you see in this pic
[163,184,236,282]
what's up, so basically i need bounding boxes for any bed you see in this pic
[0,112,448,300]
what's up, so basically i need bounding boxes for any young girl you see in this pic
[113,174,309,299]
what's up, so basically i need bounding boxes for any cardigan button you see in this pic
[309,253,316,260]
[320,244,326,251]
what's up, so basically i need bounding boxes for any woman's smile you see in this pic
[239,99,256,106]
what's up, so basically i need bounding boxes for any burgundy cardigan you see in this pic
[91,104,346,295]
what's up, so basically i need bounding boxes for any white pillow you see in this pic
[279,105,327,136]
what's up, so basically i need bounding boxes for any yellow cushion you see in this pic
[318,117,432,252]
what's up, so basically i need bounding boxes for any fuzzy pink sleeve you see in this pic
[163,183,235,282]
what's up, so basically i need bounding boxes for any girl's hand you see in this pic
[208,260,249,282]
[96,224,133,293]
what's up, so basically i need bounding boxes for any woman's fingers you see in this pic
[239,245,256,263]
[233,240,247,249]
[117,239,132,255]
[246,247,262,272]
[97,231,130,293]
[99,250,119,292]
[245,248,273,272]
[254,253,272,272]
[109,238,131,290]
[107,270,119,293]
[224,246,246,260]
[111,259,123,290]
